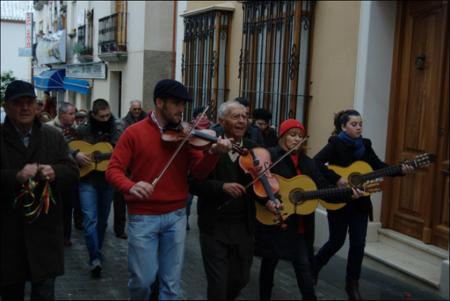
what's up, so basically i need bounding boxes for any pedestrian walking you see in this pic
[190,100,258,300]
[106,79,232,300]
[313,109,413,300]
[74,98,122,278]
[0,80,78,300]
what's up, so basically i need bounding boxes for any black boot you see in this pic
[311,263,322,286]
[345,279,363,300]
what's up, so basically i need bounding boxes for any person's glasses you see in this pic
[132,108,142,112]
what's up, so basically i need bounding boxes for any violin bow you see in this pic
[244,136,309,189]
[151,105,210,187]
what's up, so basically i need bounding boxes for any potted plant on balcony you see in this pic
[73,42,93,63]
[68,28,76,39]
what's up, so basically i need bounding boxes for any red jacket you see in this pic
[106,113,220,215]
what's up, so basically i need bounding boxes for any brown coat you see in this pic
[0,117,79,285]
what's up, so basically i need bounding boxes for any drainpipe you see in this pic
[172,0,177,79]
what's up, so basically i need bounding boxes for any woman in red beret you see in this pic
[255,119,362,300]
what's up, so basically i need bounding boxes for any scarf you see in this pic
[338,131,366,159]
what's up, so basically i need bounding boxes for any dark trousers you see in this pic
[62,184,80,239]
[314,205,368,281]
[73,189,83,228]
[0,278,55,300]
[113,190,126,235]
[199,227,253,300]
[259,238,316,300]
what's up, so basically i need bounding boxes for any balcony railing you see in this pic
[98,12,127,61]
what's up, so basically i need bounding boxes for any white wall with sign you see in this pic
[0,20,31,81]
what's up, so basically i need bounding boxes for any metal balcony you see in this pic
[98,12,127,62]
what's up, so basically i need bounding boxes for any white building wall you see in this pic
[0,21,32,81]
[175,1,187,82]
[314,0,397,255]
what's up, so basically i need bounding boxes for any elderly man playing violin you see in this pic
[106,79,232,300]
[189,100,264,300]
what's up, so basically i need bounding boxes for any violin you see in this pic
[239,148,285,226]
[162,122,248,154]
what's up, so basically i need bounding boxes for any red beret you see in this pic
[279,119,305,138]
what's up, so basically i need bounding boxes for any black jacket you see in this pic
[1,117,78,285]
[76,114,122,185]
[255,146,335,260]
[314,136,398,219]
[190,139,258,236]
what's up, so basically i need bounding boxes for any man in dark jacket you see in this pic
[74,98,122,278]
[190,100,257,300]
[0,80,78,300]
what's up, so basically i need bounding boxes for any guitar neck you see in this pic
[298,187,353,202]
[359,165,402,182]
[94,153,112,161]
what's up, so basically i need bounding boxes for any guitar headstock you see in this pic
[360,178,383,194]
[401,153,436,169]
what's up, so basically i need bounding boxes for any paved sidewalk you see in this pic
[47,199,444,300]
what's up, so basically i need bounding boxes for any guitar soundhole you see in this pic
[349,173,364,187]
[289,189,304,205]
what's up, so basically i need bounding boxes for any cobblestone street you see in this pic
[49,199,444,300]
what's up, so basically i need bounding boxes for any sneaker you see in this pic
[90,260,102,279]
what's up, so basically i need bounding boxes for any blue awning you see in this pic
[33,69,65,91]
[63,77,91,94]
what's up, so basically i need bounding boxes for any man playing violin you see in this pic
[190,100,261,300]
[106,79,232,300]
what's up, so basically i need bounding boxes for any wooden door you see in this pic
[382,1,449,249]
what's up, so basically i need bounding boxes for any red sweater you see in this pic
[106,113,220,215]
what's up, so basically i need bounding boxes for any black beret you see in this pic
[153,79,192,102]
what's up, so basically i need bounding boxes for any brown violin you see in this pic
[162,122,248,154]
[239,147,285,226]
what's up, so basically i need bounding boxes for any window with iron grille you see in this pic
[182,10,232,121]
[239,1,315,128]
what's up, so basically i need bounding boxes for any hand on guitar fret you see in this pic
[265,199,283,214]
[129,181,154,200]
[336,177,348,188]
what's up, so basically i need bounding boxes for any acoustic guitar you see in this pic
[68,140,113,177]
[255,174,381,225]
[321,152,436,210]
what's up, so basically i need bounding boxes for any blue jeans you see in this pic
[128,208,187,300]
[79,181,114,265]
[314,204,368,280]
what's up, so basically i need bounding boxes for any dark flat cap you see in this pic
[5,80,37,102]
[153,79,192,102]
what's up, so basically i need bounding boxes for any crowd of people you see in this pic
[0,79,414,300]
